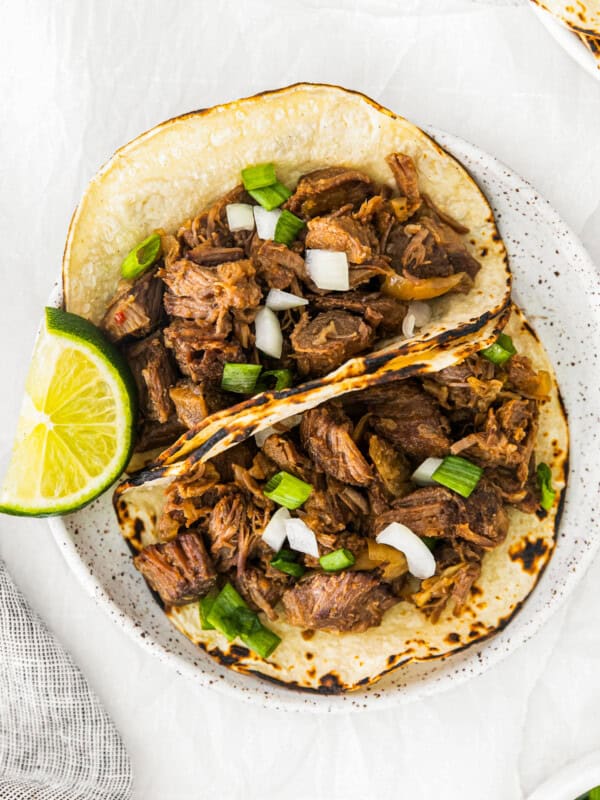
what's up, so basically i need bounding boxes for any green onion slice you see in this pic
[275,548,299,562]
[480,333,517,366]
[121,233,162,280]
[536,462,556,511]
[432,455,483,498]
[270,557,306,578]
[421,537,437,552]
[241,163,277,191]
[221,363,263,394]
[249,181,292,211]
[319,548,355,572]
[256,369,293,392]
[199,588,218,630]
[206,583,281,658]
[274,210,305,246]
[264,471,313,509]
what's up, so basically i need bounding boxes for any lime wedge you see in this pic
[0,307,137,516]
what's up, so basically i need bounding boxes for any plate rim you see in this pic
[49,127,599,713]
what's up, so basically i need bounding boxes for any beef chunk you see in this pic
[100,270,163,343]
[308,291,407,334]
[503,355,551,400]
[161,258,261,326]
[282,571,397,633]
[125,333,175,423]
[300,403,373,486]
[261,433,315,483]
[233,567,290,621]
[368,434,413,498]
[365,381,451,461]
[157,462,225,541]
[134,417,186,453]
[186,244,245,265]
[169,380,231,428]
[206,490,267,574]
[133,531,217,606]
[286,167,375,218]
[376,481,508,549]
[163,319,244,383]
[419,216,481,280]
[252,239,307,289]
[305,215,376,264]
[385,153,422,217]
[422,355,502,412]
[290,311,374,377]
[451,398,538,484]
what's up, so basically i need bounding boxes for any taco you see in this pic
[62,83,510,463]
[113,307,568,692]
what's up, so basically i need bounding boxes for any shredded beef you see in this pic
[308,291,407,334]
[252,240,307,289]
[305,215,376,263]
[206,490,267,575]
[503,355,551,399]
[163,319,244,383]
[169,380,230,428]
[186,244,245,265]
[451,398,538,483]
[125,333,175,424]
[385,153,422,217]
[364,381,451,461]
[291,311,374,377]
[422,355,502,412]
[261,433,315,483]
[300,403,373,486]
[233,567,289,621]
[413,560,481,622]
[134,417,185,453]
[368,434,413,498]
[282,571,397,633]
[286,167,375,218]
[100,270,163,343]
[133,531,216,606]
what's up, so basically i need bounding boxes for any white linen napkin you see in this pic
[0,560,132,800]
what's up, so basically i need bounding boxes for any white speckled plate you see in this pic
[49,129,600,713]
[530,2,600,81]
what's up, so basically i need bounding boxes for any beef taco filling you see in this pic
[100,155,482,455]
[130,340,554,655]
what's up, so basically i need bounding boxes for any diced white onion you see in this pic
[255,306,283,359]
[253,206,281,240]
[266,288,308,311]
[225,203,255,232]
[261,507,291,551]
[402,312,416,338]
[408,300,432,328]
[305,249,349,291]
[254,414,303,448]
[376,522,436,580]
[411,457,444,486]
[285,518,319,558]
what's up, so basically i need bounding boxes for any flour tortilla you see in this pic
[113,307,568,693]
[62,83,510,463]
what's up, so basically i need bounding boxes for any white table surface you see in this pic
[1,1,599,798]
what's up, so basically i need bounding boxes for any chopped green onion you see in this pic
[249,181,292,211]
[274,210,305,246]
[121,233,162,280]
[421,537,437,551]
[199,588,218,630]
[241,163,277,191]
[264,471,313,509]
[207,583,281,658]
[221,363,263,394]
[537,462,556,511]
[319,548,355,572]
[480,333,517,366]
[206,583,247,640]
[433,455,483,498]
[271,556,306,578]
[256,369,293,392]
[275,548,299,562]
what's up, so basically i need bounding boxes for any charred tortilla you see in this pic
[113,306,568,692]
[62,83,510,462]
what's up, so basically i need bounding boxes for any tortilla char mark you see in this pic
[509,537,550,575]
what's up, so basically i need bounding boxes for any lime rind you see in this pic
[0,307,137,517]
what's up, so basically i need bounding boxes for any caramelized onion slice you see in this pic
[382,271,471,301]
